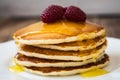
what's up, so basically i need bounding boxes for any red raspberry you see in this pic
[64,6,86,22]
[40,5,64,23]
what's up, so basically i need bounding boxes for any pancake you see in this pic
[23,54,109,76]
[18,42,107,61]
[13,21,105,44]
[12,5,109,77]
[33,36,106,51]
[15,53,104,67]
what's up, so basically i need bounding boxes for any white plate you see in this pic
[0,37,120,80]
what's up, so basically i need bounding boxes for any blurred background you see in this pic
[0,0,120,42]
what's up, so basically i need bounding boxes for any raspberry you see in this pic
[64,6,86,22]
[40,5,64,23]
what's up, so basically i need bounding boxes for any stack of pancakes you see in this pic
[13,20,109,76]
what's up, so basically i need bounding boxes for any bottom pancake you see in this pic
[23,54,109,76]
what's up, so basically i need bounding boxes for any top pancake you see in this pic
[13,20,105,44]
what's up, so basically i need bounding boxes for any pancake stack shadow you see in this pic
[13,21,109,76]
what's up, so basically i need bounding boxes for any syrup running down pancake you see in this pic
[13,21,105,45]
[33,36,106,51]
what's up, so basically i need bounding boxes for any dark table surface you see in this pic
[0,16,120,43]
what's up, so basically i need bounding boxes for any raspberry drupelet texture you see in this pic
[64,6,86,22]
[40,5,65,23]
[40,5,86,23]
